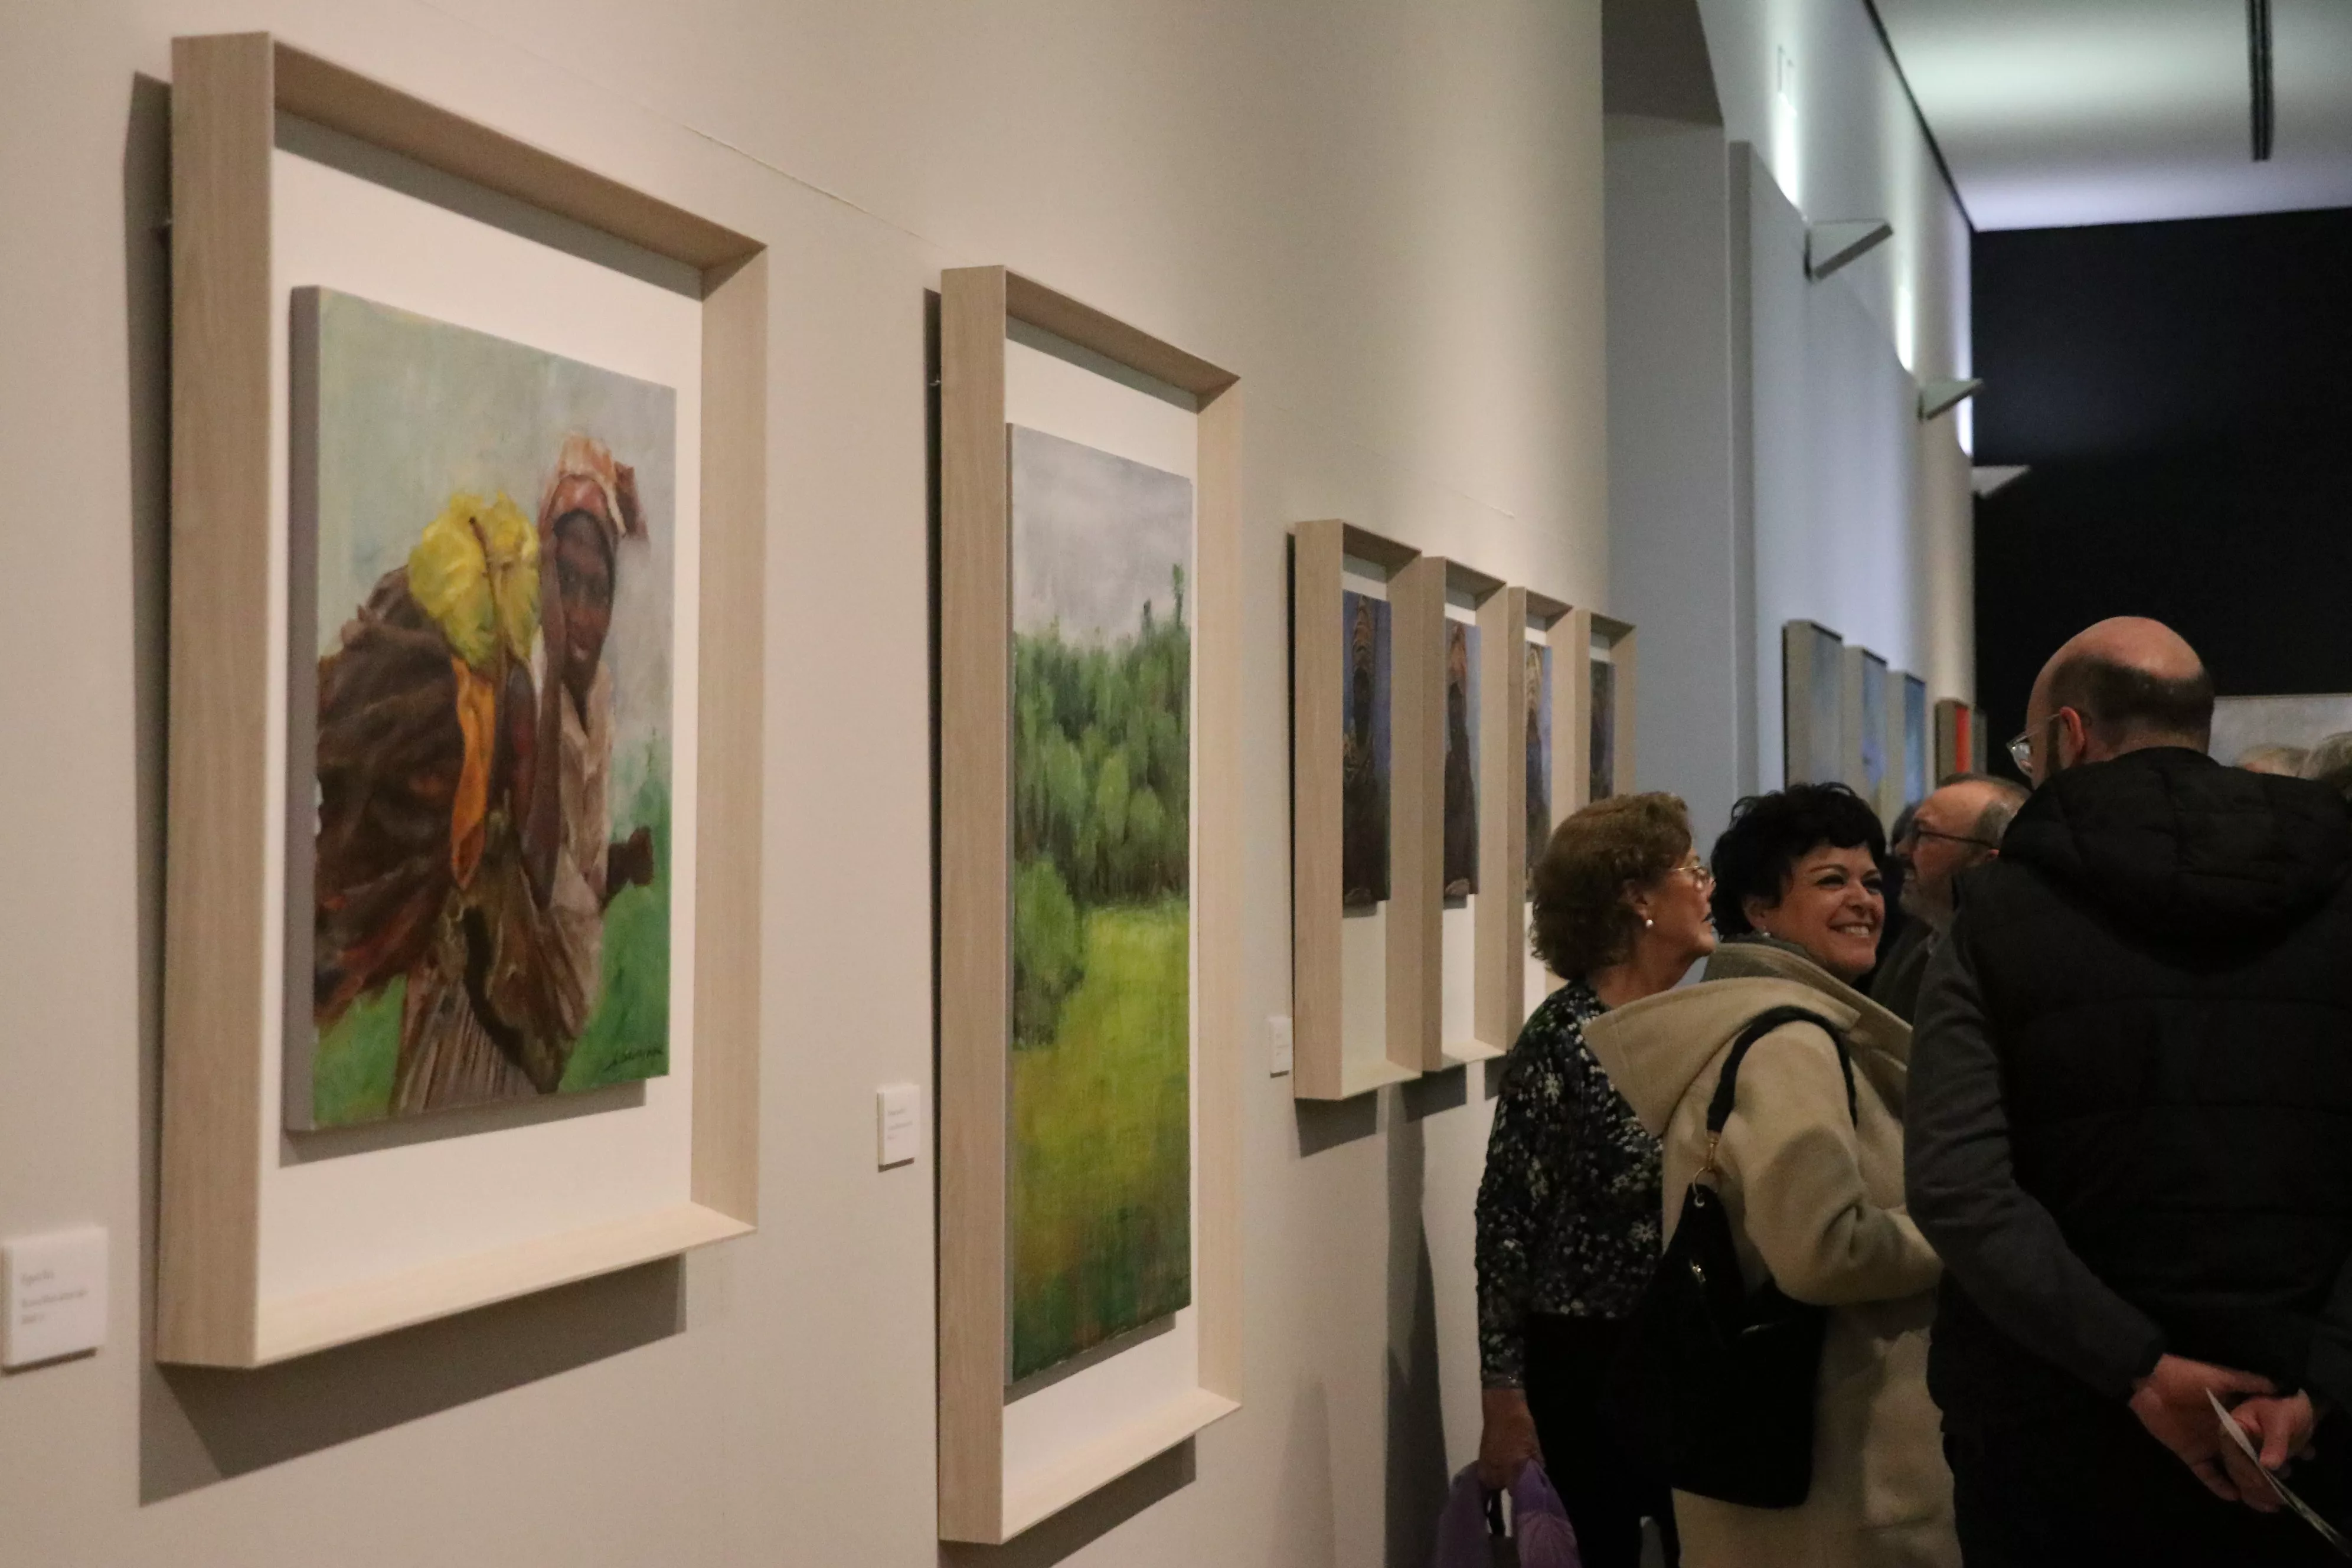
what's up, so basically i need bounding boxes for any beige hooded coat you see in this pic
[1581,939,1956,1568]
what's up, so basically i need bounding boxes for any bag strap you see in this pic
[1698,1005,1857,1178]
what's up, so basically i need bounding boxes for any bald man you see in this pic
[1907,618,2352,1564]
[1869,773,2027,1022]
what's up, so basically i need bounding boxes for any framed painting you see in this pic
[159,34,764,1368]
[1935,697,1976,780]
[939,267,1242,1543]
[1855,649,1890,820]
[1901,673,1930,810]
[1432,561,1514,1069]
[1289,520,1433,1097]
[2211,694,2352,765]
[1573,610,1638,808]
[1782,620,1846,786]
[1513,594,1578,1011]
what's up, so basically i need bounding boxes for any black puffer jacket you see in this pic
[1941,746,2352,1414]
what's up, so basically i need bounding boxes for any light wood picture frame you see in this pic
[159,34,766,1369]
[1472,584,1534,1056]
[1426,561,1510,1070]
[1518,593,1577,1008]
[937,266,1243,1544]
[1290,520,1435,1097]
[1572,610,1638,809]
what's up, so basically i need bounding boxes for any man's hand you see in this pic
[2216,1391,2324,1513]
[2128,1354,2276,1501]
[1478,1387,1542,1491]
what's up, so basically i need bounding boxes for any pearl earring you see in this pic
[1643,916,1655,929]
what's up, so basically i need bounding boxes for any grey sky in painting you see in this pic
[1010,425,1193,644]
[308,289,676,786]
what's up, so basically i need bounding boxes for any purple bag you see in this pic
[1433,1462,1583,1568]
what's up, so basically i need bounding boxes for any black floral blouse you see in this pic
[1474,978,1664,1388]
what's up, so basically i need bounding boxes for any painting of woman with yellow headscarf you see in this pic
[300,288,675,1128]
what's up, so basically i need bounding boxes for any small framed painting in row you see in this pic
[1290,520,1435,1097]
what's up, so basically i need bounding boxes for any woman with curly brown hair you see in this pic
[1582,782,1954,1568]
[1475,792,1718,1567]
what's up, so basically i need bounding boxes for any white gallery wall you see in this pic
[1610,0,1975,838]
[0,2,1604,1566]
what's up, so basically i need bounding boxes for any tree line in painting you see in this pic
[1011,566,1190,1048]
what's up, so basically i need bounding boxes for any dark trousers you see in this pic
[1947,1402,2351,1567]
[1524,1314,1678,1568]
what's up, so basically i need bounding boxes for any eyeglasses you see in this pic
[1672,856,1715,887]
[2005,730,2033,775]
[1900,825,1996,851]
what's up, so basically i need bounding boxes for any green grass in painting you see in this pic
[561,764,672,1092]
[312,977,405,1126]
[1009,899,1191,1383]
[308,760,672,1125]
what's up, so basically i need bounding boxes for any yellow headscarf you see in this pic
[407,492,538,671]
[404,492,537,886]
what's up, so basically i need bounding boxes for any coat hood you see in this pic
[1997,747,2352,950]
[1582,937,1913,1139]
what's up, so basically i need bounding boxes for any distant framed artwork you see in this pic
[1290,520,1433,1097]
[159,34,765,1369]
[1856,649,1890,821]
[1577,610,1638,806]
[1901,673,1930,808]
[1515,594,1579,1011]
[1341,588,1396,910]
[939,267,1242,1543]
[2211,694,2352,764]
[1442,615,1482,903]
[1433,561,1513,1069]
[1524,638,1555,879]
[1782,620,1845,786]
[1935,698,1978,780]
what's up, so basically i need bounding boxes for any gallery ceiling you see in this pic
[1874,0,2352,230]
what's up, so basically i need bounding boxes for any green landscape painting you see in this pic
[1007,424,1194,1386]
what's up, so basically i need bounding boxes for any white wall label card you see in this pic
[1269,1014,1294,1077]
[877,1084,922,1170]
[2,1226,107,1369]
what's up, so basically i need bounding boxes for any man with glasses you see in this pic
[1870,773,2026,1021]
[1907,616,2352,1564]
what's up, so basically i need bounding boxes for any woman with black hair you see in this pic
[1579,783,1956,1568]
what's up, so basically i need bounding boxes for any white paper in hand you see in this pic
[2207,1389,2352,1558]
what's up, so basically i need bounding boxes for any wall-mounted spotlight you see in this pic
[1918,377,1982,422]
[1806,220,1894,281]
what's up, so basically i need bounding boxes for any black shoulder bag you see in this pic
[1601,1005,1858,1510]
